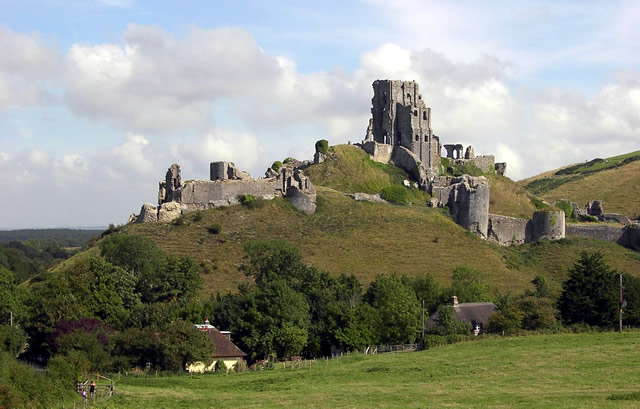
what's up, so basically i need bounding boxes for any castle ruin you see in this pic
[131,160,317,224]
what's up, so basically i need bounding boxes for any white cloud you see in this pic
[0,27,60,110]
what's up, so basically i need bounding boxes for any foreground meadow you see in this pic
[93,332,640,409]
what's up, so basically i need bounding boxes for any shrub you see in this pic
[234,359,247,373]
[238,194,257,208]
[315,139,329,155]
[380,185,409,204]
[271,161,283,172]
[207,223,221,235]
[214,360,228,374]
[554,200,573,218]
[283,157,295,164]
[531,198,548,209]
[192,212,203,222]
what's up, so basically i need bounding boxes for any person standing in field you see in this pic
[90,380,96,399]
[81,389,87,405]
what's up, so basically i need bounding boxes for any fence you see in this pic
[70,374,114,408]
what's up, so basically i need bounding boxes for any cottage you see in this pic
[187,319,247,373]
[426,296,497,335]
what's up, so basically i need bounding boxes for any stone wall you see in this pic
[531,210,566,241]
[442,175,490,238]
[365,80,440,173]
[566,223,640,251]
[361,141,393,164]
[134,161,317,223]
[487,214,531,245]
[180,178,281,212]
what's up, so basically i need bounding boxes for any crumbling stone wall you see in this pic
[432,175,489,238]
[135,160,317,223]
[365,80,440,174]
[566,223,640,252]
[531,210,566,241]
[487,214,532,245]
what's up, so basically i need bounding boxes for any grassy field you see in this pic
[519,151,640,217]
[92,332,640,409]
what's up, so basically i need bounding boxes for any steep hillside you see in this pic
[520,151,640,217]
[305,145,540,219]
[304,145,407,193]
[117,187,640,296]
[50,145,640,297]
[485,174,540,219]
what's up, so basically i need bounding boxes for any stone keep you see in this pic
[366,80,441,174]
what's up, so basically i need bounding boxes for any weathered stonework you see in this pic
[134,160,317,223]
[487,214,531,245]
[363,80,441,175]
[136,203,158,223]
[531,210,566,241]
[494,162,507,176]
[566,223,640,252]
[158,201,182,223]
[432,175,489,238]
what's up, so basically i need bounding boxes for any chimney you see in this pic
[451,296,459,307]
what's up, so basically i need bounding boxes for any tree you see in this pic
[159,320,214,371]
[448,266,489,303]
[241,239,307,285]
[365,275,421,344]
[100,234,164,277]
[558,252,618,327]
[430,305,470,336]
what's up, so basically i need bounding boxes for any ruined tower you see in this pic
[367,80,441,172]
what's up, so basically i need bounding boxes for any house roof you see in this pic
[425,301,497,331]
[452,302,496,326]
[200,326,247,358]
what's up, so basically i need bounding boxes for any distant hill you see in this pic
[519,151,640,217]
[0,228,103,247]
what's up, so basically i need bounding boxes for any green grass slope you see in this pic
[95,332,640,409]
[47,145,640,296]
[120,187,640,296]
[304,145,408,193]
[519,151,640,217]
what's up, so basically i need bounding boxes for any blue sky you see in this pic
[0,0,638,228]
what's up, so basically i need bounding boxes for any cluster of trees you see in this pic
[208,240,495,360]
[2,231,640,408]
[1,234,214,380]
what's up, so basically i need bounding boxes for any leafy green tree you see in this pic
[517,296,557,330]
[409,275,446,315]
[430,305,470,336]
[0,325,27,356]
[532,275,550,298]
[52,318,113,372]
[365,275,421,344]
[159,320,214,371]
[448,266,489,302]
[558,252,618,327]
[100,234,164,277]
[487,296,524,334]
[138,255,203,303]
[241,239,307,285]
[86,258,140,328]
[331,303,380,350]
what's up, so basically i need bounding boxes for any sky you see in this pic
[0,0,639,228]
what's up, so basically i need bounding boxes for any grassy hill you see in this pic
[94,332,640,409]
[51,144,640,296]
[115,186,640,296]
[519,151,640,217]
